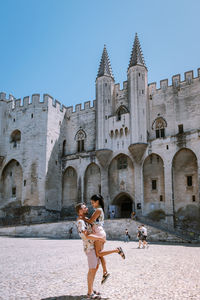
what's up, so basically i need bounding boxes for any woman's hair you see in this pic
[91,194,105,212]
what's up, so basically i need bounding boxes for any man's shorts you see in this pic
[141,235,147,241]
[86,249,100,269]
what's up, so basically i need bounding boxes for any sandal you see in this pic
[101,271,110,284]
[117,247,125,259]
[87,293,99,299]
[93,290,101,296]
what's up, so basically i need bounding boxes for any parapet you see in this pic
[115,81,128,93]
[148,67,200,94]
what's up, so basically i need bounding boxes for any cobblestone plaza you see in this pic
[0,237,200,300]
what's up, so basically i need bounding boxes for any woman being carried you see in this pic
[83,194,125,284]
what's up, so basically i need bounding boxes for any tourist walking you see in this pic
[83,194,125,285]
[141,224,149,249]
[124,229,130,242]
[137,226,143,248]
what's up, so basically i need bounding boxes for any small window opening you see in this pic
[31,114,33,118]
[78,140,84,152]
[178,124,183,134]
[160,195,163,202]
[187,176,192,187]
[192,195,196,202]
[166,145,169,150]
[152,180,157,190]
[12,187,16,197]
[24,180,26,186]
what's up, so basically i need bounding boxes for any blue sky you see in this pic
[0,0,200,107]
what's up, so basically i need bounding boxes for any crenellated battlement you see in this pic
[0,92,96,116]
[65,99,96,117]
[148,68,200,95]
[114,81,128,93]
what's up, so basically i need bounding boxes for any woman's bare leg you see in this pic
[94,241,107,274]
[86,234,121,258]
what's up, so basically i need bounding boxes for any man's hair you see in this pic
[75,203,84,214]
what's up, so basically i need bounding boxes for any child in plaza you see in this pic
[83,194,125,284]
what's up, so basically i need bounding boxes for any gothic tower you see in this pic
[128,33,148,146]
[96,45,115,150]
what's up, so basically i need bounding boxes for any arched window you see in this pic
[115,129,119,137]
[110,130,114,138]
[152,118,167,139]
[116,105,129,121]
[125,127,128,136]
[117,155,128,170]
[75,129,86,152]
[120,128,123,137]
[10,130,21,148]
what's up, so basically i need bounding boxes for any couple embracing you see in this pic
[76,194,125,299]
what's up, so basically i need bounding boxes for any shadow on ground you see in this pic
[41,295,109,300]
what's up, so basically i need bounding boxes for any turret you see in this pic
[96,45,115,150]
[128,33,148,145]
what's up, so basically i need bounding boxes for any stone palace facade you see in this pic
[0,34,200,227]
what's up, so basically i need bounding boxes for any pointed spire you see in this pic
[128,33,146,69]
[97,45,114,79]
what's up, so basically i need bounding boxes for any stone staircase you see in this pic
[136,216,200,243]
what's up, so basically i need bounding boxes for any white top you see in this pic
[141,226,147,236]
[76,219,94,254]
[93,207,104,227]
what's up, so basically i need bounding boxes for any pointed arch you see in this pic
[1,159,23,206]
[112,192,135,218]
[62,167,78,209]
[152,117,167,139]
[172,148,199,218]
[84,163,101,204]
[10,130,21,148]
[108,154,134,204]
[75,129,86,152]
[116,105,129,121]
[143,153,165,214]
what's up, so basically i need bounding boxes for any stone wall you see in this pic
[0,219,187,243]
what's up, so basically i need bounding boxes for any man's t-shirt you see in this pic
[141,226,147,236]
[77,219,94,254]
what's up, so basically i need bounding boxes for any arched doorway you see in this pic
[62,167,78,216]
[112,193,134,218]
[172,148,199,219]
[84,163,101,203]
[1,159,23,207]
[143,153,165,215]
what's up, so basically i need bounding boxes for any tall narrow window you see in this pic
[153,117,167,139]
[152,180,157,190]
[75,129,86,153]
[178,124,183,134]
[187,176,192,187]
[62,140,66,156]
